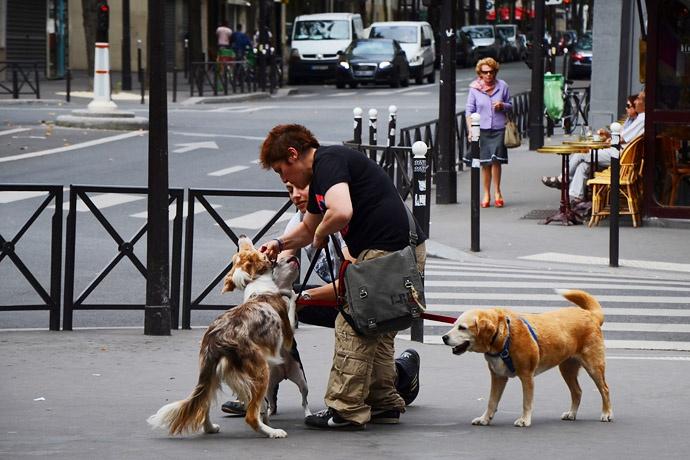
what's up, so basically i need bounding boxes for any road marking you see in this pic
[49,193,145,212]
[170,130,342,146]
[0,131,146,164]
[425,292,689,304]
[365,84,435,96]
[223,210,292,229]
[404,91,432,96]
[208,165,250,177]
[0,127,31,137]
[603,323,690,333]
[208,106,277,113]
[173,141,219,153]
[520,252,690,273]
[424,280,690,292]
[130,201,221,219]
[607,356,690,361]
[0,191,49,203]
[331,92,354,97]
[424,305,690,317]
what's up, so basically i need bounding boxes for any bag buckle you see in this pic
[404,278,413,289]
[359,287,368,299]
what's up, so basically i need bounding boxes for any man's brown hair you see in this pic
[259,124,320,168]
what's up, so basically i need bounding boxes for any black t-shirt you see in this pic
[307,145,427,257]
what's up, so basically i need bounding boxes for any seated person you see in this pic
[221,181,421,415]
[542,90,645,205]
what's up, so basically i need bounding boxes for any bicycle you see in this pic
[561,80,590,135]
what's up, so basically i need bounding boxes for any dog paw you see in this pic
[204,423,220,434]
[268,429,288,439]
[513,417,531,427]
[561,411,577,421]
[471,416,491,426]
[600,412,613,422]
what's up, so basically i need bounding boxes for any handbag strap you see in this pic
[323,243,361,333]
[294,246,323,304]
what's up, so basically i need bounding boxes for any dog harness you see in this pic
[486,317,539,375]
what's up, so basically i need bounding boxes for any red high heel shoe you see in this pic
[494,197,504,208]
[481,200,490,208]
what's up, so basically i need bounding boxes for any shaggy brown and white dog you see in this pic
[442,289,613,427]
[147,236,308,439]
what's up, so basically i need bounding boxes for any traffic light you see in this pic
[96,0,109,43]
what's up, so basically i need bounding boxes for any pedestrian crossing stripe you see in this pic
[423,305,690,317]
[129,202,221,220]
[207,165,250,177]
[424,292,689,304]
[222,210,292,230]
[0,191,48,203]
[424,280,690,292]
[521,252,690,273]
[48,193,145,212]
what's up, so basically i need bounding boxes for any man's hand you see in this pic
[312,232,327,250]
[260,239,281,261]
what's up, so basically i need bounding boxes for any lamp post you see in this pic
[529,0,546,150]
[436,0,457,204]
[122,0,132,90]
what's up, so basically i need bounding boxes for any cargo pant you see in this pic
[324,242,427,425]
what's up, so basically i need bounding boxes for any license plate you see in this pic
[312,65,328,70]
[354,70,374,77]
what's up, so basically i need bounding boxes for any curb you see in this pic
[0,99,66,106]
[55,114,149,130]
[178,87,297,105]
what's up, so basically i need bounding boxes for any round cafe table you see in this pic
[561,139,611,211]
[537,144,590,225]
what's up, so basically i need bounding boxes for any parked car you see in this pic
[460,25,500,64]
[516,33,528,61]
[335,38,410,89]
[495,24,520,61]
[568,32,592,78]
[287,12,364,84]
[556,29,578,55]
[455,29,474,67]
[367,21,435,84]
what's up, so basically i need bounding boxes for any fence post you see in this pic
[470,113,481,252]
[411,140,429,343]
[609,122,622,267]
[66,67,71,102]
[353,107,363,145]
[184,38,189,80]
[12,66,19,99]
[34,63,40,99]
[387,105,397,179]
[368,108,377,161]
[172,68,177,102]
[137,39,144,104]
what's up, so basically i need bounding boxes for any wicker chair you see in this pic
[587,135,645,227]
[660,135,690,206]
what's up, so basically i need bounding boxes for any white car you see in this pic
[366,21,436,84]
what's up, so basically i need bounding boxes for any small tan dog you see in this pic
[148,236,306,439]
[442,289,612,427]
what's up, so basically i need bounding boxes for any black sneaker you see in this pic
[221,400,246,416]
[304,408,365,430]
[371,408,401,424]
[395,348,420,406]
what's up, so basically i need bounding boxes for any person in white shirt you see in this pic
[216,21,233,50]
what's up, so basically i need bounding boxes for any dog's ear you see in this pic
[476,316,497,347]
[221,266,236,293]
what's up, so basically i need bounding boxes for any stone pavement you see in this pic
[2,327,690,460]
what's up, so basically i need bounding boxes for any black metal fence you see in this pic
[181,189,292,329]
[62,185,184,330]
[0,62,41,99]
[0,185,62,330]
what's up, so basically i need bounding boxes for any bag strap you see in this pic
[324,244,361,333]
[294,246,323,304]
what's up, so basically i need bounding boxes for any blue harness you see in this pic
[486,316,539,375]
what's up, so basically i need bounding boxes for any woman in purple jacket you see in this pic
[465,57,512,208]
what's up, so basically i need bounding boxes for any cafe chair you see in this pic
[587,135,645,227]
[660,135,690,206]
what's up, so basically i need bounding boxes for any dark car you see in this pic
[461,25,501,64]
[568,33,592,78]
[335,38,410,88]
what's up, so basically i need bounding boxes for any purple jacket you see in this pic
[465,79,512,130]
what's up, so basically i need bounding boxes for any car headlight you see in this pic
[339,61,350,69]
[379,61,392,69]
[409,54,423,65]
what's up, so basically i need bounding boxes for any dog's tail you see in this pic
[147,339,222,435]
[556,289,604,325]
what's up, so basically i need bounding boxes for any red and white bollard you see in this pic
[88,42,118,112]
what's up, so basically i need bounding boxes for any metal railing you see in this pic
[0,61,41,99]
[63,185,184,330]
[181,189,293,329]
[0,185,62,330]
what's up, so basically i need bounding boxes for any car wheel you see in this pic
[336,80,345,89]
[415,74,424,85]
[349,82,358,89]
[427,70,435,84]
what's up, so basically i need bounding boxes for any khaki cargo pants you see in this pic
[324,242,426,425]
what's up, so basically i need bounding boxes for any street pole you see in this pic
[145,0,171,335]
[470,113,481,252]
[436,0,457,204]
[529,0,545,150]
[609,122,622,268]
[122,0,132,90]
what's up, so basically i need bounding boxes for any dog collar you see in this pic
[485,317,539,375]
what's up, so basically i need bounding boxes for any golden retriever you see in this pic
[147,236,306,438]
[442,289,612,427]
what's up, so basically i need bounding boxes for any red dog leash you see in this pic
[296,298,457,324]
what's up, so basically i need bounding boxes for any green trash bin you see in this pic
[544,73,564,121]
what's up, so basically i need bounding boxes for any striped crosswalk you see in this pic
[401,258,690,351]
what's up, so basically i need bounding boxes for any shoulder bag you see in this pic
[504,112,522,148]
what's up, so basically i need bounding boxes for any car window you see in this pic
[348,40,395,56]
[369,26,418,44]
[353,17,363,38]
[293,20,351,40]
[497,27,515,39]
[462,27,494,39]
[423,25,433,42]
[577,36,593,50]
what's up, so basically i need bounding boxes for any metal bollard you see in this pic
[386,105,397,179]
[12,67,18,99]
[172,68,177,103]
[184,38,189,79]
[66,68,71,102]
[470,113,481,252]
[35,63,40,99]
[411,140,429,343]
[609,122,622,267]
[137,40,144,104]
[368,108,377,161]
[353,107,363,145]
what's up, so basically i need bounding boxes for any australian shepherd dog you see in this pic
[147,236,308,438]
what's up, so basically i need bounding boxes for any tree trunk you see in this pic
[81,0,97,80]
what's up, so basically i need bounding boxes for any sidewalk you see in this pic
[2,326,689,459]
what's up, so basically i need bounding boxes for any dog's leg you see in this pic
[245,369,287,438]
[472,372,508,426]
[267,372,281,416]
[287,360,311,417]
[580,351,613,422]
[559,358,582,421]
[202,408,220,434]
[514,374,535,427]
